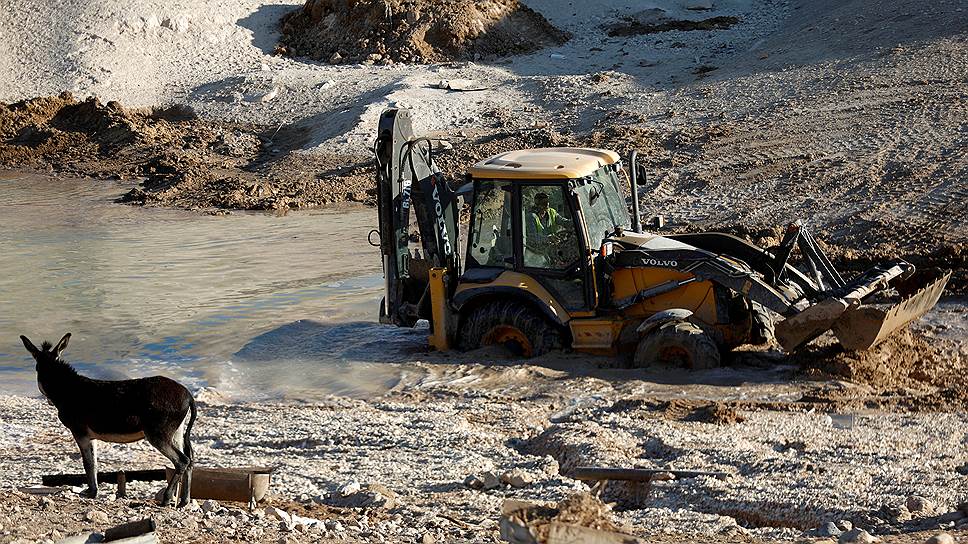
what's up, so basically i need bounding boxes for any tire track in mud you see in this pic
[640,74,968,257]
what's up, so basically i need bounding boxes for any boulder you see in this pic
[838,528,879,544]
[906,495,935,514]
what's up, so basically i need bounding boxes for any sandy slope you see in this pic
[1,0,964,259]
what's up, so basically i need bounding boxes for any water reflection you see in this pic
[0,174,401,400]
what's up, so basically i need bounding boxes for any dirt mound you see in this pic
[513,493,624,542]
[0,94,376,212]
[523,423,640,474]
[609,398,745,425]
[0,93,140,165]
[606,13,739,37]
[793,329,968,411]
[278,0,569,64]
[798,329,959,387]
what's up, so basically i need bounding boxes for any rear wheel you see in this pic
[458,300,562,357]
[749,302,775,346]
[633,320,721,369]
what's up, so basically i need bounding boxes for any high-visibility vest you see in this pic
[531,208,560,235]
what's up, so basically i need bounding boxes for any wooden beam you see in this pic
[570,466,729,482]
[42,470,167,487]
[104,519,156,542]
[547,523,648,544]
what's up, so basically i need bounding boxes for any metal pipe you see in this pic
[570,466,728,482]
[629,150,642,233]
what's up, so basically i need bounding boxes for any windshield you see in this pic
[574,166,630,245]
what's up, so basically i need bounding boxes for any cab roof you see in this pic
[468,147,620,180]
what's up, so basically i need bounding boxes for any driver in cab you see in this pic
[527,192,573,266]
[530,192,562,239]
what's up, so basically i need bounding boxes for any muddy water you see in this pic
[0,173,424,400]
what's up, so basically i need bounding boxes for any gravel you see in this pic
[1,376,966,543]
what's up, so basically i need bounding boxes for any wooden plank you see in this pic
[546,523,647,544]
[42,470,167,486]
[100,535,157,544]
[570,466,728,482]
[18,485,70,495]
[104,519,155,542]
[58,530,158,544]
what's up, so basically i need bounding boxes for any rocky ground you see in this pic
[2,313,967,543]
[2,332,968,544]
[1,0,967,542]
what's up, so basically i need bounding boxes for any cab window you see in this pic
[467,181,513,268]
[520,185,581,270]
[575,166,630,246]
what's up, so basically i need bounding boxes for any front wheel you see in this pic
[458,300,562,357]
[633,320,721,369]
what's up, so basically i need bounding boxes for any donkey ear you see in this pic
[20,335,40,357]
[53,333,71,356]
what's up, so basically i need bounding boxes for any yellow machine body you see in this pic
[373,110,946,359]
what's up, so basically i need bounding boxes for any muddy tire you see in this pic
[633,320,721,369]
[750,302,775,346]
[458,300,562,357]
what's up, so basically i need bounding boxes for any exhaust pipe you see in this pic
[629,150,642,233]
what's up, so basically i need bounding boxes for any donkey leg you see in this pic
[178,462,193,508]
[146,434,188,507]
[176,425,194,507]
[74,434,98,498]
[178,400,198,508]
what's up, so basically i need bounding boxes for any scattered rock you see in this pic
[84,509,109,524]
[925,533,954,544]
[339,480,361,497]
[421,532,437,544]
[839,528,879,543]
[480,471,501,490]
[500,470,533,488]
[819,521,842,537]
[200,499,220,513]
[463,475,484,490]
[906,495,935,514]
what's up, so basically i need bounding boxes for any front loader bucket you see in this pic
[833,269,951,350]
[775,263,950,352]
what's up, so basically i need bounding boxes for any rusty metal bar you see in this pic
[570,466,728,482]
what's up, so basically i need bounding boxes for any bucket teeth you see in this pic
[775,269,951,352]
[833,270,951,351]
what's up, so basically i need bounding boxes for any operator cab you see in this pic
[463,148,631,312]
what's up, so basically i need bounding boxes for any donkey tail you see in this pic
[184,396,197,462]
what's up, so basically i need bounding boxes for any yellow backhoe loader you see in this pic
[372,108,949,368]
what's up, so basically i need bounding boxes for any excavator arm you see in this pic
[374,108,461,328]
